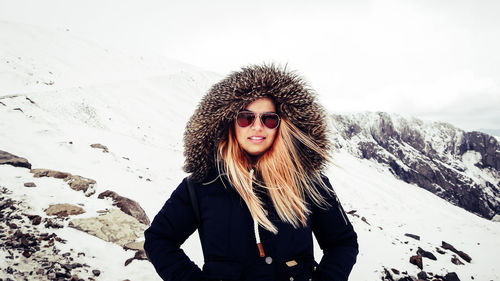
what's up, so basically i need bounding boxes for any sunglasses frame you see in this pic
[236,111,281,130]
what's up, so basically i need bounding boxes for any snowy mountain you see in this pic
[329,112,500,221]
[1,21,499,281]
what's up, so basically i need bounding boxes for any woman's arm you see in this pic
[311,175,359,281]
[144,177,202,281]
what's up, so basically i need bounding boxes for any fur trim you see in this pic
[183,64,330,181]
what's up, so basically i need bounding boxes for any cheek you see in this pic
[234,125,244,144]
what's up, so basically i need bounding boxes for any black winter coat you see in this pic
[144,173,358,281]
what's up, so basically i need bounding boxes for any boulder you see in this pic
[31,168,71,179]
[30,169,96,196]
[441,241,472,263]
[45,204,85,217]
[124,240,145,251]
[98,190,150,225]
[90,143,109,153]
[417,247,437,260]
[64,175,96,196]
[409,254,423,269]
[68,209,147,246]
[0,150,32,169]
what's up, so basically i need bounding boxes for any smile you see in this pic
[248,136,266,143]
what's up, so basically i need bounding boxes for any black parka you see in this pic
[144,173,358,281]
[144,64,358,280]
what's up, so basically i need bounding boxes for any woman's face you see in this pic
[235,97,278,157]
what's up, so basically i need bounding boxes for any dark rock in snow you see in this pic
[441,241,472,263]
[417,247,437,260]
[90,143,109,153]
[417,271,428,280]
[444,272,461,281]
[404,233,420,240]
[409,254,423,269]
[0,150,32,169]
[23,182,36,187]
[98,190,150,225]
[451,255,464,265]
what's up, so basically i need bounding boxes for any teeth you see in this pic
[249,137,264,140]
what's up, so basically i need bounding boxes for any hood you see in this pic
[183,64,331,181]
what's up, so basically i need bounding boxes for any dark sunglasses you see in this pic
[236,111,280,129]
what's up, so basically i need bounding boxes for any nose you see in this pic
[250,116,264,130]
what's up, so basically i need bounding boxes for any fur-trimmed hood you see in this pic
[183,64,330,181]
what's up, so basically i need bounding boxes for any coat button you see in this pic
[265,256,273,264]
[289,277,294,281]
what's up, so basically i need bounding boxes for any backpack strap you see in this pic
[186,176,201,226]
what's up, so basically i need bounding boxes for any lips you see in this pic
[248,136,266,143]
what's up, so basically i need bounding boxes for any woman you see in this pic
[144,64,358,281]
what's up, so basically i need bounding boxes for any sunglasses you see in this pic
[236,111,280,129]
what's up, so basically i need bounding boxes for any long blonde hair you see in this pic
[216,115,332,234]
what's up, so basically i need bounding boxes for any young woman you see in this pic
[144,64,358,281]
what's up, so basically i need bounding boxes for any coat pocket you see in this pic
[202,259,244,281]
[282,255,318,281]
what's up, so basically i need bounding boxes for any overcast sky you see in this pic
[1,0,499,131]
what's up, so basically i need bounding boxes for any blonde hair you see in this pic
[216,116,332,234]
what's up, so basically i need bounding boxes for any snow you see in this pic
[1,20,499,281]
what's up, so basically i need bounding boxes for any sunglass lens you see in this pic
[237,112,255,127]
[262,114,279,129]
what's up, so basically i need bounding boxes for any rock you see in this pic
[24,182,36,187]
[124,249,148,266]
[441,241,472,263]
[45,204,85,217]
[124,240,145,251]
[25,214,42,225]
[0,150,32,169]
[64,175,96,196]
[92,269,101,276]
[417,247,437,260]
[435,247,446,254]
[30,169,96,196]
[90,143,109,153]
[409,254,423,269]
[31,169,71,179]
[391,268,400,275]
[382,267,395,281]
[451,255,464,265]
[405,233,420,240]
[361,217,370,225]
[444,272,460,281]
[69,209,147,246]
[44,218,64,229]
[417,271,428,280]
[98,190,150,225]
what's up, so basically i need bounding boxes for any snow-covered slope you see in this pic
[1,21,499,281]
[329,112,500,221]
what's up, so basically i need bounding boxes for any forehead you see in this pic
[244,97,276,112]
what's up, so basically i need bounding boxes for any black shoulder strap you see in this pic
[186,176,201,226]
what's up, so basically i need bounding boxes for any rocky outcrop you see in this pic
[68,209,147,247]
[31,169,96,197]
[0,150,32,169]
[0,187,100,280]
[330,112,500,220]
[44,204,85,217]
[98,190,150,225]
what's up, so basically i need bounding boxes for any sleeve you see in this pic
[144,177,203,281]
[311,175,359,281]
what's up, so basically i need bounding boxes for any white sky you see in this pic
[1,0,499,131]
